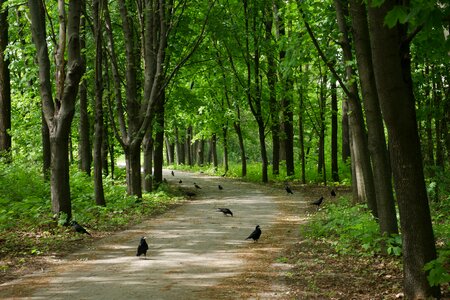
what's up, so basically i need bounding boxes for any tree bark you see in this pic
[349,0,398,236]
[143,126,153,192]
[78,9,91,175]
[368,1,440,298]
[331,79,339,182]
[0,0,11,161]
[28,0,84,222]
[93,0,105,206]
[153,95,165,186]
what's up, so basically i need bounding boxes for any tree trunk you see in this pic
[41,110,51,179]
[186,126,192,166]
[153,97,164,186]
[143,127,153,192]
[197,139,205,166]
[211,134,218,171]
[233,121,247,177]
[125,142,142,198]
[0,0,11,161]
[334,0,377,216]
[349,0,398,236]
[93,0,105,206]
[331,79,339,182]
[341,99,350,162]
[222,126,229,173]
[78,10,91,175]
[368,1,440,297]
[29,0,84,222]
[175,127,185,165]
[298,67,306,184]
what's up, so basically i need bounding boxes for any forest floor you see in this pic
[0,170,407,299]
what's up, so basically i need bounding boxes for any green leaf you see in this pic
[384,6,409,28]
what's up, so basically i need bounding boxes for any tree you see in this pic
[0,0,11,161]
[367,1,440,298]
[28,0,84,221]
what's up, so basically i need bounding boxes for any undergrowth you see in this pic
[303,197,450,292]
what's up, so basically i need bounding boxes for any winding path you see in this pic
[0,170,308,299]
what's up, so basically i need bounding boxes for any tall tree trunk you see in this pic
[93,0,105,206]
[197,139,205,166]
[125,142,142,198]
[333,0,377,216]
[283,80,295,177]
[28,0,84,222]
[298,67,307,184]
[175,127,185,165]
[233,121,247,177]
[330,79,339,182]
[78,9,91,175]
[341,99,350,162]
[153,96,165,186]
[41,110,51,179]
[186,126,192,166]
[0,0,11,161]
[368,1,440,298]
[349,0,398,236]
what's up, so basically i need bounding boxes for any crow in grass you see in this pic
[245,225,261,242]
[217,208,233,216]
[218,184,223,190]
[331,189,336,197]
[136,237,149,258]
[310,196,324,209]
[70,221,91,236]
[285,185,293,194]
[171,171,175,176]
[194,183,201,189]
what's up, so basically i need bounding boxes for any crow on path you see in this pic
[331,189,336,197]
[194,183,202,189]
[179,180,183,184]
[218,185,223,190]
[136,237,149,258]
[310,196,324,209]
[171,171,175,176]
[70,221,91,236]
[185,191,196,198]
[245,225,261,242]
[217,208,233,216]
[285,185,293,194]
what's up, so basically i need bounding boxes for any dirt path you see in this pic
[0,171,308,299]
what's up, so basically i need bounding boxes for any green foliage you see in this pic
[424,249,450,289]
[303,197,399,256]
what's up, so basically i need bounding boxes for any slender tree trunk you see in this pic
[234,122,247,177]
[93,0,105,206]
[368,1,440,297]
[298,67,306,184]
[334,0,377,216]
[331,79,339,182]
[153,97,164,186]
[341,99,350,162]
[78,10,91,175]
[211,134,218,170]
[349,0,398,236]
[186,126,192,166]
[41,110,51,179]
[175,127,185,165]
[197,139,205,166]
[0,0,11,161]
[143,126,153,192]
[222,126,229,173]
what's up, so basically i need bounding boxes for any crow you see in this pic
[285,185,293,194]
[185,191,196,198]
[331,189,336,197]
[136,237,149,257]
[194,183,201,189]
[70,221,91,236]
[218,185,223,190]
[217,208,233,216]
[245,225,261,242]
[179,179,183,184]
[171,171,175,176]
[310,196,324,209]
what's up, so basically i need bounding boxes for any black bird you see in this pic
[179,179,183,184]
[194,183,201,189]
[171,171,175,176]
[285,185,293,194]
[136,237,149,257]
[185,191,196,198]
[331,189,336,197]
[218,185,223,190]
[70,221,91,236]
[217,208,233,216]
[245,225,261,242]
[310,196,324,209]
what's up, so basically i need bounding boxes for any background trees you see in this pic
[0,0,448,297]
